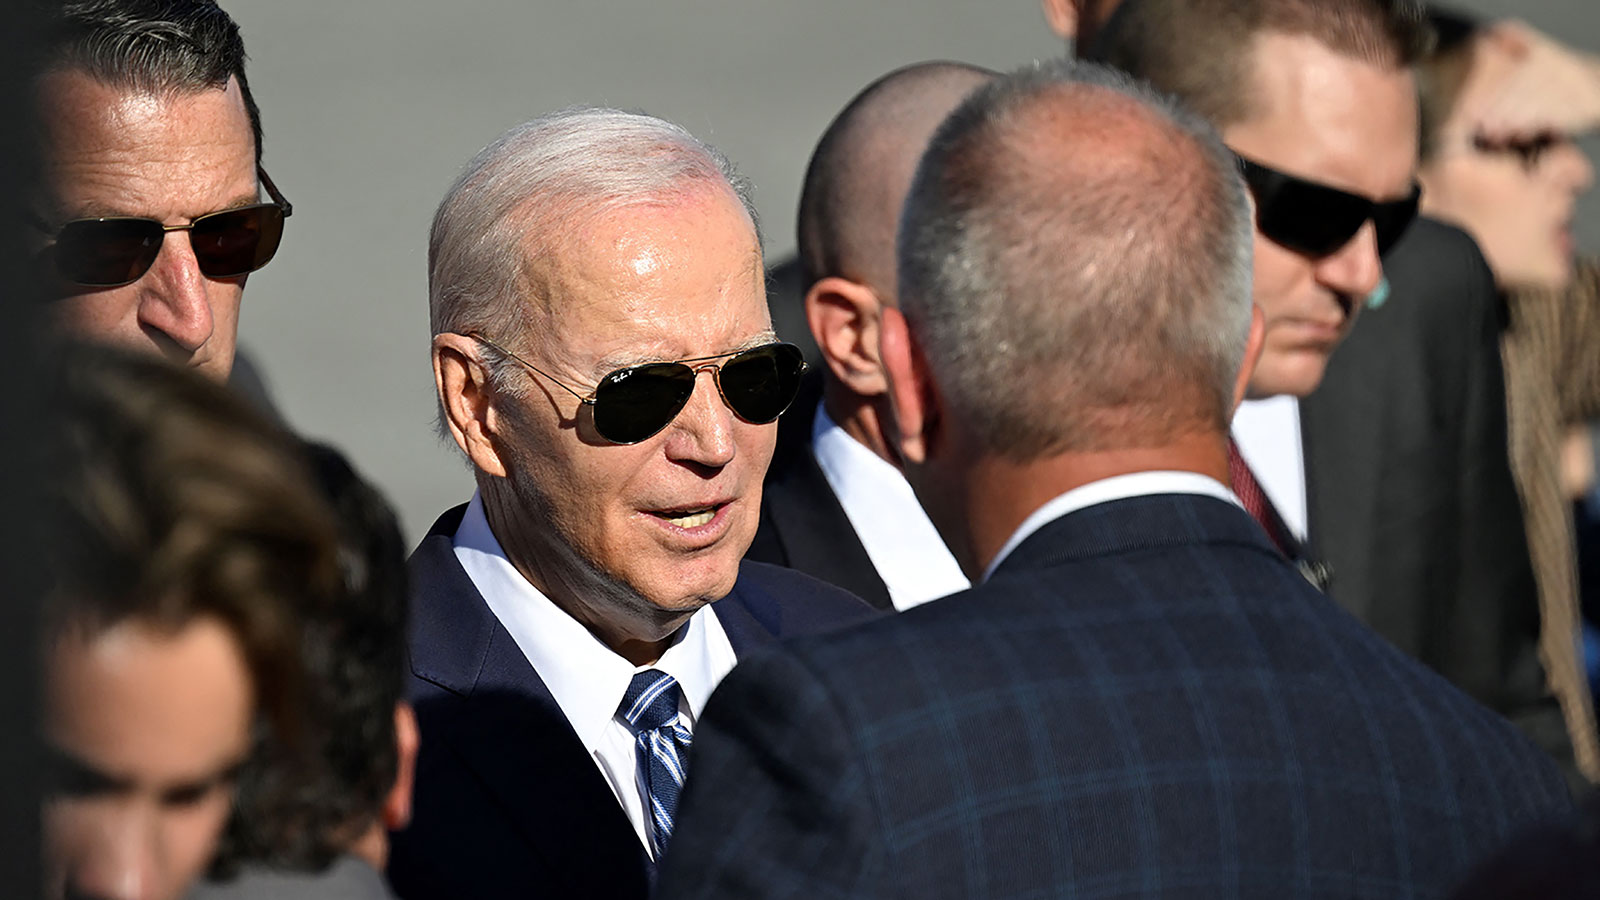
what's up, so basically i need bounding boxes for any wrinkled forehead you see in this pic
[516,185,769,363]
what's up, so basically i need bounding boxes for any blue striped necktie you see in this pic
[618,669,693,853]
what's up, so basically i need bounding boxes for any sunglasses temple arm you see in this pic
[258,166,293,218]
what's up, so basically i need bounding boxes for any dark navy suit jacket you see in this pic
[658,493,1574,900]
[386,505,876,900]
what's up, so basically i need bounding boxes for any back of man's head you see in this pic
[38,0,262,158]
[212,443,414,874]
[897,59,1253,460]
[797,61,996,301]
[1086,0,1430,129]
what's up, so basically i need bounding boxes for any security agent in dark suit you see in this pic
[1088,0,1579,782]
[747,62,995,611]
[658,59,1575,900]
[389,108,874,900]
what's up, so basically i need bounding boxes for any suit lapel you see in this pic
[1300,324,1391,620]
[711,580,782,657]
[756,394,894,610]
[407,513,649,898]
[762,455,892,610]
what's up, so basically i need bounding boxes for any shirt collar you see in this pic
[451,493,733,749]
[981,471,1242,582]
[810,403,970,609]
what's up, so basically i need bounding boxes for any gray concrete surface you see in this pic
[224,1,1598,542]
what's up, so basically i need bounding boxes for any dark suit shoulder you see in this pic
[720,560,878,640]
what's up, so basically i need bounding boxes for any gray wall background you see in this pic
[225,1,1599,542]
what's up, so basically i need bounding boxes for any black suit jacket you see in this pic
[386,505,876,900]
[1302,218,1569,775]
[746,379,894,610]
[659,492,1574,900]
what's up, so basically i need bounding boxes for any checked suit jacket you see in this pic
[386,504,877,900]
[658,492,1574,900]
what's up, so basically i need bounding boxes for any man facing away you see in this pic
[747,61,995,611]
[389,108,874,900]
[1085,0,1591,782]
[657,60,1573,900]
[46,346,344,900]
[29,0,293,382]
[191,445,417,900]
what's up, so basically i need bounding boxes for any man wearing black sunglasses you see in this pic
[28,0,289,381]
[1090,2,1577,782]
[390,108,874,900]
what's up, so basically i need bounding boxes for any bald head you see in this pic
[898,59,1254,459]
[797,61,996,302]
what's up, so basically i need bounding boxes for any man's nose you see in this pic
[64,809,160,900]
[1313,221,1384,304]
[662,368,737,467]
[135,232,216,355]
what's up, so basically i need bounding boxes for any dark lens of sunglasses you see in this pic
[592,363,697,444]
[191,205,286,278]
[1255,185,1371,258]
[53,219,164,286]
[1373,193,1420,257]
[718,343,805,424]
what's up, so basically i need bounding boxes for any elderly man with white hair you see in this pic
[387,108,874,900]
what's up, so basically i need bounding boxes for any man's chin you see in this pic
[1248,354,1332,400]
[635,554,743,615]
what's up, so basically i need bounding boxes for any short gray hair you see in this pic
[897,59,1253,460]
[428,106,758,354]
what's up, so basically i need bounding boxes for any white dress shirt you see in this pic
[983,471,1243,581]
[810,403,970,610]
[1231,395,1309,541]
[451,493,737,858]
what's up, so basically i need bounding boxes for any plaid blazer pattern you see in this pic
[658,493,1574,900]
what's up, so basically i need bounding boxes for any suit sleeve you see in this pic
[655,647,890,900]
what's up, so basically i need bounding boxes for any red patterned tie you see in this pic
[1226,438,1293,557]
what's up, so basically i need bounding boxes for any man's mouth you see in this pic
[645,501,730,531]
[655,508,716,529]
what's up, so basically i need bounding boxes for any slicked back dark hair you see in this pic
[1087,0,1433,131]
[38,0,263,160]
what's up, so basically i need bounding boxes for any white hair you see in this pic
[429,106,758,347]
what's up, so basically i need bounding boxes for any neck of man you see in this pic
[479,478,690,666]
[949,429,1231,579]
[822,380,899,466]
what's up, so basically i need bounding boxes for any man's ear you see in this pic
[879,306,936,466]
[1231,304,1267,413]
[383,702,420,831]
[806,276,889,398]
[1040,0,1080,40]
[434,333,509,478]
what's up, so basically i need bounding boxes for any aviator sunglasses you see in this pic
[29,166,293,288]
[467,332,808,445]
[1235,153,1420,259]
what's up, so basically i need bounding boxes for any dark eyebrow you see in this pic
[55,186,266,226]
[43,744,133,798]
